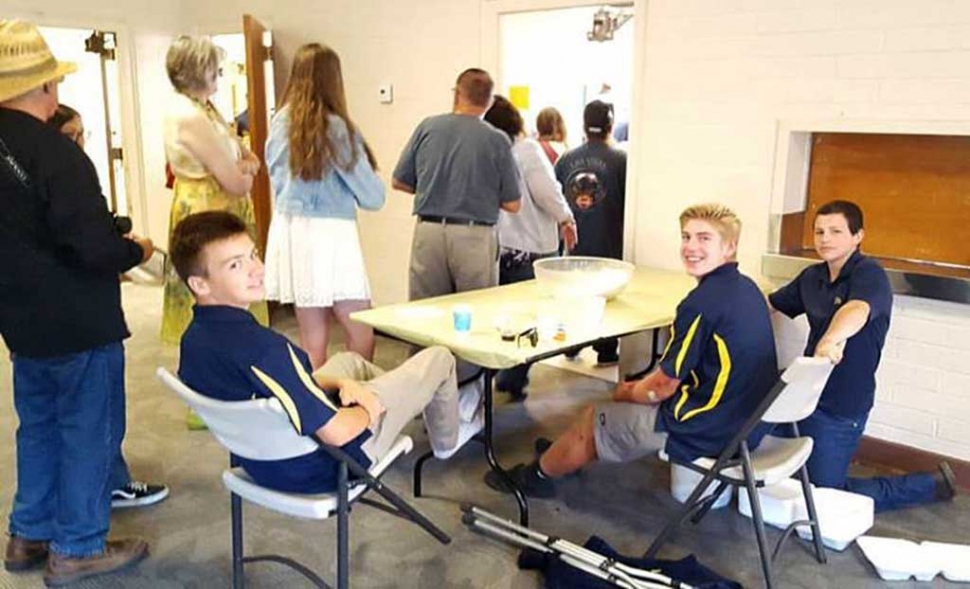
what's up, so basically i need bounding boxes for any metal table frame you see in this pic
[403,328,663,526]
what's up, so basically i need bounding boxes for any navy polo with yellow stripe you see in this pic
[768,250,892,419]
[656,262,778,462]
[179,305,372,493]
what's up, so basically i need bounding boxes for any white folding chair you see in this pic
[644,356,835,589]
[157,368,450,589]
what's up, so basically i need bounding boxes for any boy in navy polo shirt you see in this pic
[487,204,778,498]
[769,200,956,511]
[171,212,468,494]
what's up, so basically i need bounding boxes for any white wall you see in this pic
[634,0,970,460]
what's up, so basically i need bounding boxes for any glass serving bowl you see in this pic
[533,256,635,300]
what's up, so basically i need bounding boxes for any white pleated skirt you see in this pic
[264,213,372,307]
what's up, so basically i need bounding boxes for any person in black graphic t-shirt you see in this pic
[554,100,627,364]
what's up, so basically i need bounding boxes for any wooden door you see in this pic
[243,14,273,256]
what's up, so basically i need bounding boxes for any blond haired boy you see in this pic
[487,204,778,498]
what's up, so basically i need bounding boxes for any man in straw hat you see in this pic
[0,19,151,585]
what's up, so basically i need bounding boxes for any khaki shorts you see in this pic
[593,402,668,463]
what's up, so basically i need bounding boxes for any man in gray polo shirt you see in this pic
[393,68,522,314]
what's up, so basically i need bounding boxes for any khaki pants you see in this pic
[312,347,460,461]
[408,220,498,381]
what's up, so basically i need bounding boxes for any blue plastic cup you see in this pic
[452,304,472,333]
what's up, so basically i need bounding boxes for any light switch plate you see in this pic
[379,83,393,104]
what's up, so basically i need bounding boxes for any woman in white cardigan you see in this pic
[484,95,577,400]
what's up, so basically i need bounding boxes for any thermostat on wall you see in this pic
[379,83,393,104]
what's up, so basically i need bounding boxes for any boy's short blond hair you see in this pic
[679,203,742,245]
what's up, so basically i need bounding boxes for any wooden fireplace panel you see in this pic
[802,132,970,267]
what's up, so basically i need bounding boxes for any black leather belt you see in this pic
[419,215,494,227]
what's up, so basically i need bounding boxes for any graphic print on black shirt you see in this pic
[554,143,627,260]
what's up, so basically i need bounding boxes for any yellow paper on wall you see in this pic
[509,86,530,110]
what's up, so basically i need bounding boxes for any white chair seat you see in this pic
[222,435,414,520]
[748,436,814,486]
[660,435,815,487]
[684,436,814,487]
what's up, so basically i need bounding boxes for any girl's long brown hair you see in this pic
[280,43,377,180]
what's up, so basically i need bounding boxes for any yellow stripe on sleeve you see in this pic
[673,370,700,420]
[251,366,303,434]
[286,344,339,412]
[680,333,732,423]
[674,314,703,378]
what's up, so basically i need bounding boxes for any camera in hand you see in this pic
[113,215,132,235]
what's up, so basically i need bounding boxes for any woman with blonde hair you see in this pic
[535,106,568,165]
[162,35,268,428]
[264,43,384,368]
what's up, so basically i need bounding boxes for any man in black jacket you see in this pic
[0,20,151,585]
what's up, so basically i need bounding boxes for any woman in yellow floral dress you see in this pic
[162,36,269,426]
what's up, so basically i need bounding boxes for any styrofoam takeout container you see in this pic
[921,541,970,583]
[738,480,874,551]
[670,463,733,510]
[856,536,939,582]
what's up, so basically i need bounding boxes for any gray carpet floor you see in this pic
[1,282,967,588]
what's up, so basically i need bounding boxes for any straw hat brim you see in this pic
[0,60,77,103]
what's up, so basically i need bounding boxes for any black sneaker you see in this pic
[484,463,556,499]
[111,482,169,509]
[596,351,620,366]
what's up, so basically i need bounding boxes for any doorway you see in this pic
[498,4,637,381]
[208,17,277,256]
[40,26,128,215]
[499,5,634,148]
[211,33,270,147]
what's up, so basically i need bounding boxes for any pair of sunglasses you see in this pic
[516,327,539,348]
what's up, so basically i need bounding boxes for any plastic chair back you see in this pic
[761,357,835,424]
[157,367,319,461]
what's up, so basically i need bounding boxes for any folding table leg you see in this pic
[480,367,530,526]
[412,449,435,498]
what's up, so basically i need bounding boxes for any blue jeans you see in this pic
[798,408,936,513]
[9,343,127,557]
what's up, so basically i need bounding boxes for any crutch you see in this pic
[461,504,694,589]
